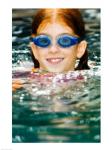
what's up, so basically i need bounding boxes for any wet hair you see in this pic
[31,8,90,70]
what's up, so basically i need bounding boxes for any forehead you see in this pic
[37,20,74,35]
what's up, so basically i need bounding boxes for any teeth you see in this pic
[51,59,62,62]
[47,58,63,64]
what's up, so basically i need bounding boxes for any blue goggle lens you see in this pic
[57,35,79,48]
[32,34,79,48]
[32,35,51,48]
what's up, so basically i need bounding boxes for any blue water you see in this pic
[12,9,100,143]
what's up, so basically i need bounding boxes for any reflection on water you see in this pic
[12,9,100,143]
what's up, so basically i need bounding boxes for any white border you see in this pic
[8,0,102,8]
[0,0,112,149]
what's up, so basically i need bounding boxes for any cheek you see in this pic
[65,48,77,60]
[36,49,47,61]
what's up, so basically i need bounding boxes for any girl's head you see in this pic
[30,9,89,73]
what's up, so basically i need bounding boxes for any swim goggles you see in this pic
[31,34,80,48]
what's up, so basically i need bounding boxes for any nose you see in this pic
[48,41,60,53]
[49,46,58,53]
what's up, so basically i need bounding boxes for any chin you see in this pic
[46,67,65,73]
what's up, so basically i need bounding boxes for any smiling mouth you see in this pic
[46,58,64,64]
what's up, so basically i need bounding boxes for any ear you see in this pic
[76,40,87,58]
[30,42,39,60]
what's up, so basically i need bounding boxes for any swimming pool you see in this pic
[12,9,100,143]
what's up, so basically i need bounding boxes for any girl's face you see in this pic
[31,21,86,73]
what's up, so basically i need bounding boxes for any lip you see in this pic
[46,58,64,65]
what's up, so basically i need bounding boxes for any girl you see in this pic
[31,8,89,72]
[12,8,89,91]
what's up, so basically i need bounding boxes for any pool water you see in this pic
[12,9,100,143]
